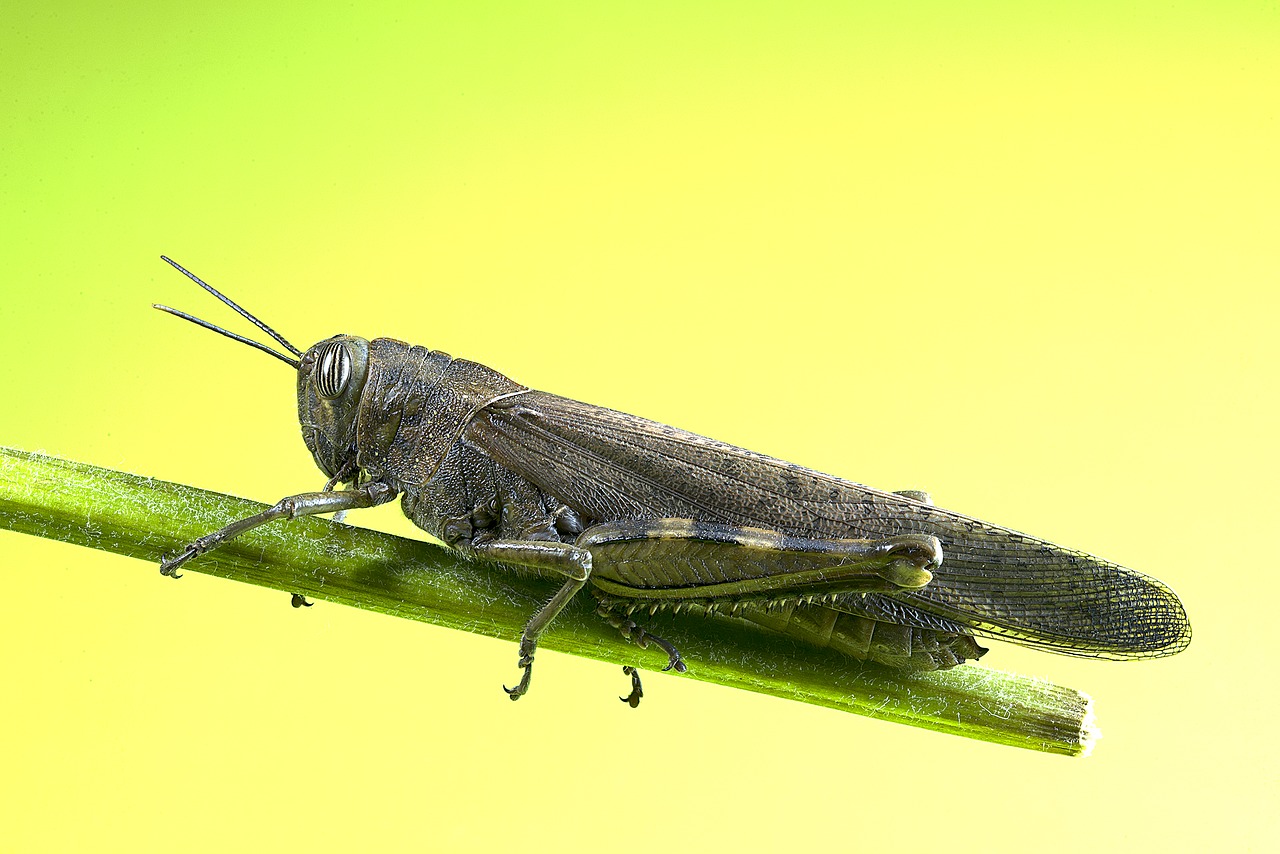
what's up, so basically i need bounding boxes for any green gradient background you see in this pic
[3,3,1276,851]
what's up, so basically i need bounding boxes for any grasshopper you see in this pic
[154,257,1190,704]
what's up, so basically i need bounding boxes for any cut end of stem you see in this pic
[1079,692,1100,757]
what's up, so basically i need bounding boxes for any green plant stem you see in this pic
[0,446,1095,755]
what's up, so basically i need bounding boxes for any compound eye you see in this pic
[314,342,351,399]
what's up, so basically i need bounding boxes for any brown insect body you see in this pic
[299,334,1187,673]
[156,257,1190,702]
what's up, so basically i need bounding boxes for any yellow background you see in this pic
[2,2,1276,851]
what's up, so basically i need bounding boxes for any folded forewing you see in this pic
[466,391,1190,658]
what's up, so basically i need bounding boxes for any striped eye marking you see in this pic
[314,341,351,399]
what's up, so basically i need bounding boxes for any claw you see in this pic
[160,545,200,579]
[291,594,313,608]
[159,552,190,579]
[503,657,534,701]
[619,665,643,707]
[652,639,686,673]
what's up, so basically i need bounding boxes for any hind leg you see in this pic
[595,602,687,706]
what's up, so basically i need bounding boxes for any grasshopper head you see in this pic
[297,335,371,479]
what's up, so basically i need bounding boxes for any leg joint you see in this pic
[568,548,592,582]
